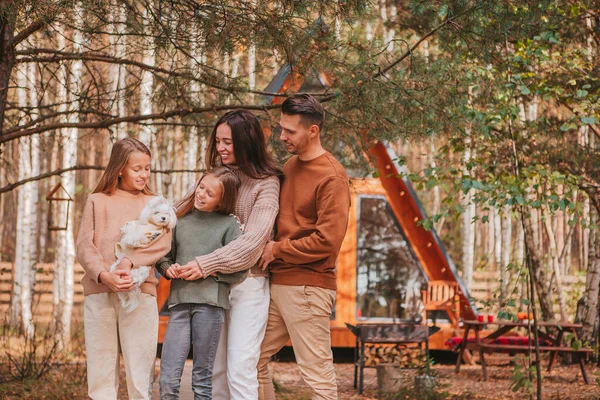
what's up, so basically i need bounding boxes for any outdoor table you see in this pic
[455,320,593,384]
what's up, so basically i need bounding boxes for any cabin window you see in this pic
[356,195,426,321]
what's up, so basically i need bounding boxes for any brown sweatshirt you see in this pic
[76,189,172,296]
[270,152,351,290]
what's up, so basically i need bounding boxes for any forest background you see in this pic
[0,0,599,396]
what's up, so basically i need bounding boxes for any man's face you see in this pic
[279,113,312,155]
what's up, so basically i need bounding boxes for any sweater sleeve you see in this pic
[272,176,350,264]
[155,227,176,279]
[124,228,173,269]
[76,197,106,284]
[195,177,280,276]
[214,218,248,284]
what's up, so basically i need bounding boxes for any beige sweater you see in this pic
[195,168,280,277]
[76,189,172,296]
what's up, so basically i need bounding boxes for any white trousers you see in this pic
[212,276,270,400]
[84,292,158,400]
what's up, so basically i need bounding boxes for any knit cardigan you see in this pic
[195,168,280,277]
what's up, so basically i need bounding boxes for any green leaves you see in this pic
[581,116,598,125]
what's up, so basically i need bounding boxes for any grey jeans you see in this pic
[159,303,224,400]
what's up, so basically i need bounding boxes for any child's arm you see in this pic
[155,228,177,279]
[124,227,172,269]
[76,197,108,284]
[214,270,248,285]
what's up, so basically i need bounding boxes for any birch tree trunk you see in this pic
[10,61,37,337]
[109,0,128,139]
[460,139,475,291]
[521,210,555,321]
[500,206,512,304]
[138,6,155,146]
[543,206,568,321]
[581,210,599,343]
[53,17,81,347]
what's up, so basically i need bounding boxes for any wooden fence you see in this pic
[0,262,85,323]
[0,263,587,323]
[468,270,586,316]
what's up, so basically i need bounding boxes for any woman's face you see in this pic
[194,174,223,212]
[215,123,236,165]
[119,151,151,192]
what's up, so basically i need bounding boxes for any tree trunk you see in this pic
[138,5,155,146]
[0,12,16,133]
[522,209,555,321]
[500,206,512,305]
[109,0,128,139]
[581,210,600,343]
[52,18,81,348]
[11,65,36,337]
[542,206,568,321]
[460,139,475,291]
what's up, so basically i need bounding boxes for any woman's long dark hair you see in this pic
[205,110,282,180]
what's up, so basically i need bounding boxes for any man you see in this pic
[257,93,351,400]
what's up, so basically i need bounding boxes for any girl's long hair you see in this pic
[205,110,282,180]
[93,138,154,195]
[174,166,241,218]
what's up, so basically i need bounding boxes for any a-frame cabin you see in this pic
[156,67,478,350]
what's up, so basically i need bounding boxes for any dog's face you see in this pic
[139,196,177,229]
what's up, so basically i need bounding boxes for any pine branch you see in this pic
[10,19,48,47]
[374,6,478,79]
[0,93,337,144]
[0,165,205,194]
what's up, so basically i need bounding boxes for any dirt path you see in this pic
[269,361,600,399]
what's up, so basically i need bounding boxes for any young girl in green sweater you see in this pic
[156,166,246,400]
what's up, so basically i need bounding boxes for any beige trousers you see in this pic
[84,292,158,400]
[257,284,337,400]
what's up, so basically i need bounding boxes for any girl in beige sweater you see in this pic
[174,110,281,399]
[76,138,172,400]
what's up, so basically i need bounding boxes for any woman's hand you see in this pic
[165,263,180,279]
[176,260,205,281]
[99,270,134,292]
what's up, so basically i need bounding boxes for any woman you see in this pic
[174,110,281,399]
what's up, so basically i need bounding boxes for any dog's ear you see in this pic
[167,207,177,229]
[139,196,162,223]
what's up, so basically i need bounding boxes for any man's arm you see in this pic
[272,177,350,264]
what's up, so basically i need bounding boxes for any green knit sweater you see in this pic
[155,210,246,310]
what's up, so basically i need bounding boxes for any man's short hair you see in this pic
[281,93,325,131]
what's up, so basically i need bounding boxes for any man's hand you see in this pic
[259,241,276,271]
[165,263,180,279]
[176,260,205,281]
[99,270,134,292]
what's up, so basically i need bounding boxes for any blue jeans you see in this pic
[160,303,224,400]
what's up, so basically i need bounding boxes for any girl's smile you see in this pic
[194,174,223,212]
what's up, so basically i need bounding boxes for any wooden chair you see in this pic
[421,280,460,330]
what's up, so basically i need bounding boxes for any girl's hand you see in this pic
[165,264,180,279]
[176,261,204,281]
[99,270,134,292]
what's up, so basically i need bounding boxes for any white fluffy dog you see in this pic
[110,195,177,313]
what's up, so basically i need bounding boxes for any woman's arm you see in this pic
[195,177,280,276]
